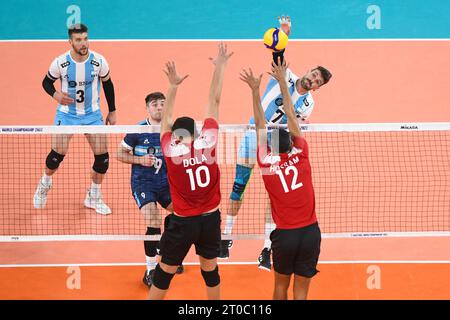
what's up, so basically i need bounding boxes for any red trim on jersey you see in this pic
[161,118,221,217]
[257,135,317,229]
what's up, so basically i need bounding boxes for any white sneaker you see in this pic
[33,180,52,209]
[84,189,112,215]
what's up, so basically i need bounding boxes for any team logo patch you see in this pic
[90,60,100,67]
[68,81,77,87]
[60,61,70,68]
[147,146,155,154]
[275,97,283,106]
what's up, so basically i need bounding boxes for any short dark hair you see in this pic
[172,116,198,139]
[315,66,332,85]
[68,24,88,38]
[271,129,292,154]
[145,92,166,105]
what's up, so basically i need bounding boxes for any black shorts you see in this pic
[158,210,221,266]
[270,222,321,277]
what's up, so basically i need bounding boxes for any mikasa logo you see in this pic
[400,125,418,130]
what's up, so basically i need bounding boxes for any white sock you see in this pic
[90,182,101,195]
[145,255,157,272]
[263,223,276,249]
[41,173,52,185]
[223,215,236,235]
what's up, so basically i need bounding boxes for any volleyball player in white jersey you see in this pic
[33,24,117,215]
[221,16,332,270]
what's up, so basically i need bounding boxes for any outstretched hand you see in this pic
[268,58,289,83]
[278,15,291,36]
[163,61,189,87]
[239,68,263,91]
[209,42,234,66]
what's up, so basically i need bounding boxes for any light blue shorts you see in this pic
[237,130,257,159]
[54,110,104,126]
[237,130,272,160]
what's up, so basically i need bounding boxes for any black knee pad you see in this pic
[92,153,109,174]
[144,227,161,257]
[201,266,220,287]
[232,182,246,195]
[152,264,175,290]
[45,149,65,170]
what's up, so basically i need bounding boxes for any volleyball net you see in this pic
[1,122,449,242]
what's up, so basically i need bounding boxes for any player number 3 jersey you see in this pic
[48,50,110,117]
[161,118,221,217]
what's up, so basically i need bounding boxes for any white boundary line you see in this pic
[1,260,450,268]
[1,39,449,42]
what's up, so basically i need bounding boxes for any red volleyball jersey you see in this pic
[161,118,221,216]
[257,135,317,229]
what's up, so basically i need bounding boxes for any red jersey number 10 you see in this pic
[186,165,211,191]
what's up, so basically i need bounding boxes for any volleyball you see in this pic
[263,27,288,52]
